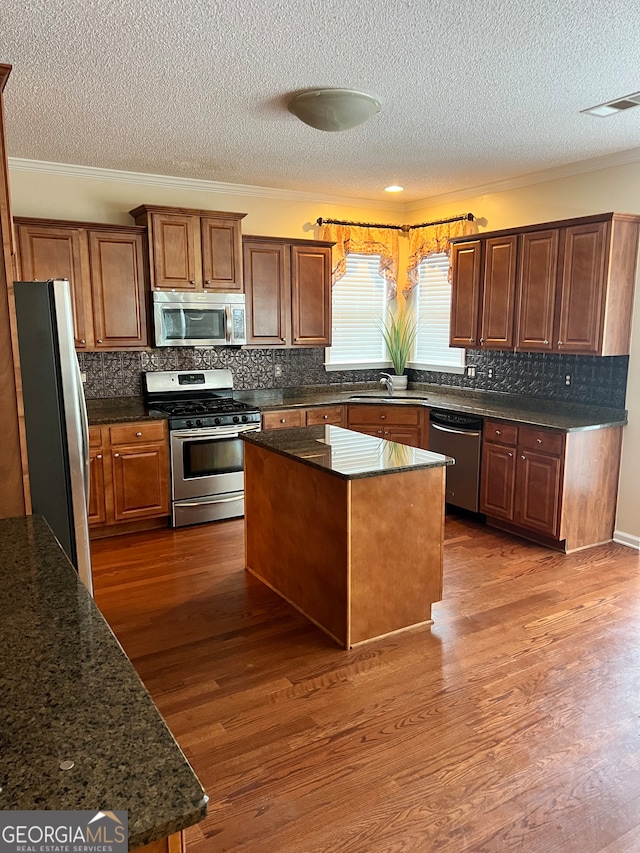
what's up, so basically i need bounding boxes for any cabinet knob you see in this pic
[280,418,286,423]
[205,279,213,285]
[495,429,501,435]
[97,339,103,344]
[508,452,513,457]
[96,454,102,459]
[136,431,142,437]
[469,337,474,342]
[190,280,196,285]
[113,452,120,458]
[79,339,86,344]
[521,455,526,460]
[558,340,563,346]
[322,414,328,420]
[480,337,484,344]
[544,340,549,345]
[380,414,386,420]
[536,438,542,444]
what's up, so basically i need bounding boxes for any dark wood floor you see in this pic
[91,514,640,853]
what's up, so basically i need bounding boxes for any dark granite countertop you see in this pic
[243,424,453,479]
[86,396,165,426]
[0,516,208,850]
[235,384,627,432]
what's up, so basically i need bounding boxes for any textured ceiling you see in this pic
[1,0,640,203]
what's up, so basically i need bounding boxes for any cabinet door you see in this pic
[88,428,107,526]
[480,442,516,520]
[516,229,558,352]
[201,216,243,291]
[384,427,421,447]
[111,442,170,522]
[480,235,517,349]
[16,223,91,348]
[450,240,482,348]
[290,245,332,346]
[556,221,609,354]
[243,241,287,345]
[514,450,562,536]
[150,212,199,290]
[88,230,149,349]
[262,409,305,429]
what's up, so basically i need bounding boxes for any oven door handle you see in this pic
[171,425,259,440]
[178,495,244,507]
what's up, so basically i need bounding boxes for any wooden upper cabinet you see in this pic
[452,212,640,357]
[556,220,608,354]
[130,205,246,292]
[201,216,243,291]
[480,234,518,349]
[16,223,90,348]
[15,219,149,351]
[88,230,148,349]
[450,240,481,347]
[516,229,558,351]
[290,244,331,346]
[243,236,333,348]
[243,240,287,345]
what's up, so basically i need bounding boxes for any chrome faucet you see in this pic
[380,372,394,395]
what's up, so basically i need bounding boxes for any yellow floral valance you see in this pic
[404,219,471,296]
[319,223,400,300]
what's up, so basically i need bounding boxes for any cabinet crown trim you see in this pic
[129,204,246,220]
[449,211,640,244]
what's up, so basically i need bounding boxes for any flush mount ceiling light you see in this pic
[581,91,640,117]
[287,89,381,132]
[384,185,404,193]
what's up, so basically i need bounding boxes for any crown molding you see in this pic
[7,157,403,213]
[406,146,640,210]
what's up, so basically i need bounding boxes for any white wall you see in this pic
[9,159,640,543]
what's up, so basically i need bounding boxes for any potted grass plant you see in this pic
[379,310,419,393]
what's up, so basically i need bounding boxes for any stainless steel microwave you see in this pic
[152,291,247,347]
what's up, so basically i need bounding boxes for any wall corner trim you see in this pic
[613,530,640,551]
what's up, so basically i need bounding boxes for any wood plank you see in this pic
[91,512,640,853]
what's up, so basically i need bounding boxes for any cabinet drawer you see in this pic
[519,426,564,456]
[109,421,166,446]
[347,404,421,427]
[305,405,343,426]
[262,409,305,430]
[89,427,103,448]
[484,420,518,446]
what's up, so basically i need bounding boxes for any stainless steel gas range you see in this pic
[143,369,261,528]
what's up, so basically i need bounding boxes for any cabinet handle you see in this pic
[96,454,102,459]
[113,452,120,458]
[521,455,526,460]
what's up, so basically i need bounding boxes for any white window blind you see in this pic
[325,254,390,370]
[411,252,465,372]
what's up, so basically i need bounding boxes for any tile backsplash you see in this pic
[79,347,629,409]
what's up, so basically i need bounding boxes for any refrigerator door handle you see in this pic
[74,354,90,508]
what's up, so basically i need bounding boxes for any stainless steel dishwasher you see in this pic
[429,410,483,512]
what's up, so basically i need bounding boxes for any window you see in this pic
[410,252,465,373]
[324,253,390,370]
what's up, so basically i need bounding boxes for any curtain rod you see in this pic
[316,212,474,233]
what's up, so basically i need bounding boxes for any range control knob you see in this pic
[233,415,240,423]
[214,417,222,425]
[186,420,193,428]
[241,415,248,423]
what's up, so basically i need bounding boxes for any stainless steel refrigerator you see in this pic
[13,279,93,594]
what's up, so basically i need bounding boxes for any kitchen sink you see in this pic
[346,392,426,402]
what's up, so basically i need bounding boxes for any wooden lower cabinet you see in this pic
[481,419,622,551]
[262,404,343,430]
[89,420,170,536]
[346,404,425,448]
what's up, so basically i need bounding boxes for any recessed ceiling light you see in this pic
[384,185,404,193]
[581,91,640,117]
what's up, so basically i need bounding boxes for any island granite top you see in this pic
[243,424,453,479]
[0,516,208,850]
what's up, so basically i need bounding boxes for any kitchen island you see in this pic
[243,425,453,648]
[0,515,207,851]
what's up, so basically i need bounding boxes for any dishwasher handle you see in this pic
[430,422,482,438]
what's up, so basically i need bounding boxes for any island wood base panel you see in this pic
[243,442,445,648]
